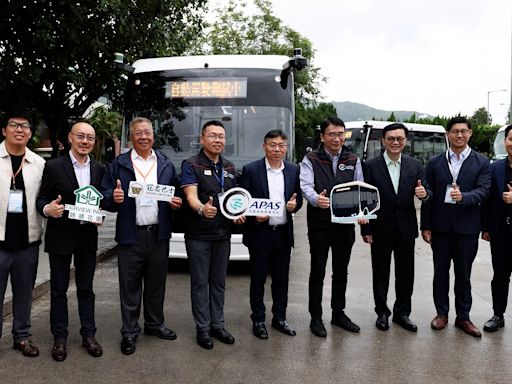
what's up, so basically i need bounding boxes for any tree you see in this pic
[0,0,207,157]
[387,112,397,122]
[87,106,122,162]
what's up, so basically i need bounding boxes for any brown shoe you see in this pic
[13,338,39,357]
[431,314,448,330]
[455,319,482,338]
[51,340,67,362]
[82,336,103,357]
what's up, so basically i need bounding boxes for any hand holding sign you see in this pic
[113,179,124,204]
[46,195,65,218]
[286,193,298,212]
[415,180,427,200]
[317,189,330,209]
[170,196,182,210]
[450,182,462,202]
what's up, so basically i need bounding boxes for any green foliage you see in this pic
[0,0,207,156]
[387,112,397,122]
[87,106,122,161]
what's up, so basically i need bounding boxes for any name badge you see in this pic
[204,169,212,176]
[444,184,456,204]
[140,197,154,207]
[8,190,23,213]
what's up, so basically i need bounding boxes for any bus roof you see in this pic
[131,55,291,74]
[344,120,446,133]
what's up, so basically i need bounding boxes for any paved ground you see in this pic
[1,208,511,383]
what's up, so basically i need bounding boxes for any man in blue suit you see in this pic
[421,116,490,338]
[362,123,430,332]
[240,130,302,339]
[481,124,512,332]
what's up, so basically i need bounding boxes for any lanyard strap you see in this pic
[132,158,156,182]
[211,162,224,192]
[11,155,26,190]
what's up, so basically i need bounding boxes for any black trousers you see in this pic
[308,226,355,318]
[490,224,512,316]
[49,235,97,340]
[248,226,291,323]
[432,232,479,321]
[117,227,169,338]
[371,236,415,317]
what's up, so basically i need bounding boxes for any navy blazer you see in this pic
[421,149,490,235]
[482,158,510,237]
[240,158,302,248]
[361,154,428,240]
[36,154,105,255]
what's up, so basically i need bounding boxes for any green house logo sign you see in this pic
[74,186,103,207]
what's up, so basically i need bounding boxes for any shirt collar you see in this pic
[69,151,90,166]
[448,146,471,160]
[265,157,284,172]
[131,149,156,161]
[383,151,401,166]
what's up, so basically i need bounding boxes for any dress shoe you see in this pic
[375,314,389,331]
[82,336,103,357]
[431,314,448,330]
[310,317,327,337]
[210,327,235,344]
[51,340,67,362]
[197,329,213,349]
[253,322,269,340]
[120,337,137,355]
[144,326,177,340]
[271,320,296,336]
[392,314,418,332]
[483,315,505,332]
[13,338,39,357]
[331,312,360,333]
[455,318,482,338]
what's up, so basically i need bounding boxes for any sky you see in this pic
[212,0,512,124]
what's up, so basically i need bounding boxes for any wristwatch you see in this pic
[197,204,204,216]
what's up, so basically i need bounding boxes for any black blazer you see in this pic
[37,154,105,255]
[420,149,490,235]
[362,154,428,240]
[240,158,302,248]
[482,158,510,238]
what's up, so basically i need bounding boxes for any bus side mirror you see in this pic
[113,52,135,73]
[304,137,314,153]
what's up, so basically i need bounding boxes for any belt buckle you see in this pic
[271,225,280,231]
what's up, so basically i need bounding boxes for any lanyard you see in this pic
[445,149,470,184]
[211,162,224,192]
[11,155,26,190]
[132,157,156,182]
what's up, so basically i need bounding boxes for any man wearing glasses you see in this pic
[37,122,105,361]
[240,130,302,340]
[181,120,243,349]
[101,117,182,355]
[421,116,490,337]
[300,116,364,337]
[362,123,429,332]
[0,113,45,357]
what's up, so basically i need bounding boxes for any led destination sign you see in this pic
[166,77,248,99]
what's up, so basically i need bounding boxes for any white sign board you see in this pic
[64,185,105,223]
[219,187,284,220]
[128,181,175,202]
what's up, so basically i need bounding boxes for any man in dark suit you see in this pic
[240,130,303,339]
[481,124,512,332]
[37,122,105,361]
[421,116,490,338]
[362,123,429,332]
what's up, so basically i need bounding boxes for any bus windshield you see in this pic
[493,130,506,159]
[122,67,294,170]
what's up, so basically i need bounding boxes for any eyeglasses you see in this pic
[72,133,96,142]
[133,130,153,138]
[7,122,31,131]
[450,129,470,136]
[265,142,288,150]
[385,137,406,143]
[324,132,345,139]
[203,134,225,141]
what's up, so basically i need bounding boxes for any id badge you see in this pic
[8,190,24,213]
[444,184,456,204]
[140,197,154,207]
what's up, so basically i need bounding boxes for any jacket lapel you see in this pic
[63,154,80,190]
[257,158,269,198]
[377,155,396,194]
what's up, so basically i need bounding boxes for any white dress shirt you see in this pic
[131,149,158,225]
[265,158,287,226]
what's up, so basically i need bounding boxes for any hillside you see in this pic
[332,101,434,122]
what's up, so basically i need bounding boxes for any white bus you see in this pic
[492,124,510,160]
[119,53,305,260]
[343,120,448,165]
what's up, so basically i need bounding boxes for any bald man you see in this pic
[37,122,105,361]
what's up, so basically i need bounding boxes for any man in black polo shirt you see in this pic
[181,120,243,349]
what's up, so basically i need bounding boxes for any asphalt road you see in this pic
[1,208,511,384]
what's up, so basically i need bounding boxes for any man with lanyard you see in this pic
[0,112,45,357]
[37,122,105,361]
[300,116,365,337]
[421,116,490,338]
[101,117,182,355]
[481,124,512,333]
[181,120,244,349]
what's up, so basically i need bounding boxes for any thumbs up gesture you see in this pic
[113,179,124,204]
[414,179,427,200]
[202,196,217,219]
[450,182,462,202]
[45,195,65,218]
[502,183,512,204]
[317,189,330,209]
[286,192,298,212]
